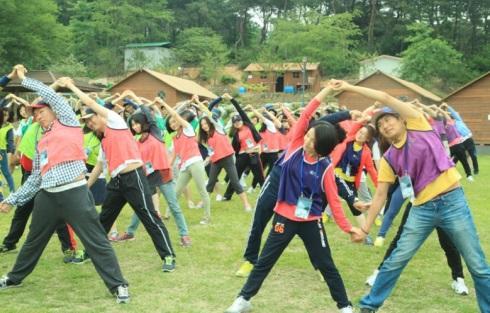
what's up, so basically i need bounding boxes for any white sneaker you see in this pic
[216,194,224,201]
[467,175,474,182]
[366,269,379,287]
[225,296,252,313]
[339,306,354,313]
[374,236,385,247]
[451,277,469,295]
[115,285,130,304]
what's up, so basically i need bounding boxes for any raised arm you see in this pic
[157,98,191,130]
[332,80,421,119]
[64,78,111,119]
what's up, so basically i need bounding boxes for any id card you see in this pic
[208,147,215,156]
[84,147,92,157]
[145,162,155,174]
[246,139,254,149]
[399,174,415,201]
[295,195,313,219]
[40,150,48,168]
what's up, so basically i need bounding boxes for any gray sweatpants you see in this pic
[7,185,127,292]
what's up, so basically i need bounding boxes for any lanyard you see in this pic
[299,151,320,198]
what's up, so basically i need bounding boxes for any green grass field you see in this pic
[0,157,489,313]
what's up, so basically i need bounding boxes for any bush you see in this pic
[220,75,237,85]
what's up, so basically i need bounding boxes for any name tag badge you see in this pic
[145,162,155,174]
[345,164,351,177]
[246,139,254,149]
[40,150,48,168]
[208,147,215,156]
[84,147,91,157]
[399,174,415,201]
[263,144,268,151]
[295,195,313,219]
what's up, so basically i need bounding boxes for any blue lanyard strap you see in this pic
[299,151,320,198]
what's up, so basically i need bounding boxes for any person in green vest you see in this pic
[0,107,16,192]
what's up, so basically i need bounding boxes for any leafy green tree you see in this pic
[175,27,229,66]
[0,0,70,72]
[261,13,361,76]
[50,54,88,77]
[401,23,473,91]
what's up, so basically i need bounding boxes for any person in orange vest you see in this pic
[0,65,129,304]
[66,83,177,273]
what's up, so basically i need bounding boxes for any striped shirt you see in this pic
[5,78,86,206]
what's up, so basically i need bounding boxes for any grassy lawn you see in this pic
[0,157,489,313]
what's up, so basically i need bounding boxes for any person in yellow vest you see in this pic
[0,107,16,192]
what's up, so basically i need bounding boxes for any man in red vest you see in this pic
[65,79,176,272]
[0,65,129,303]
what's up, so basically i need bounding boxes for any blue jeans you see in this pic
[360,187,490,312]
[0,150,15,192]
[377,185,404,237]
[127,180,188,237]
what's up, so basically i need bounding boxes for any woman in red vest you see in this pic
[194,97,253,212]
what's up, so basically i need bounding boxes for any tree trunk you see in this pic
[367,0,377,52]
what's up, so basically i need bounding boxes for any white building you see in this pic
[124,42,174,71]
[359,55,402,79]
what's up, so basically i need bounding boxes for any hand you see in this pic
[14,65,27,80]
[56,77,74,88]
[349,110,363,120]
[328,79,348,91]
[191,94,200,103]
[349,227,366,243]
[353,200,371,212]
[0,202,12,213]
[222,93,233,101]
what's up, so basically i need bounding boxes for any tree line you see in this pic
[0,0,488,92]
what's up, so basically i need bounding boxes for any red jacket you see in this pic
[331,121,378,189]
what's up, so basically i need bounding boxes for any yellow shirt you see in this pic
[378,114,461,206]
[335,142,363,182]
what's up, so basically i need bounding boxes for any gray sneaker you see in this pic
[225,296,252,313]
[162,256,176,272]
[114,285,130,304]
[0,244,16,254]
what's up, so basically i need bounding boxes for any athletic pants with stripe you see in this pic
[240,213,352,309]
[7,184,127,292]
[99,167,175,259]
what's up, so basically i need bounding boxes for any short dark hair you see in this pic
[307,120,342,157]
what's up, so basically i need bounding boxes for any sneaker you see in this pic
[114,285,130,304]
[239,177,247,188]
[374,236,385,247]
[70,250,90,264]
[225,296,252,313]
[162,256,176,272]
[188,201,197,209]
[360,308,376,313]
[364,235,374,246]
[63,249,75,263]
[467,175,474,182]
[375,215,382,226]
[0,244,16,254]
[322,213,330,224]
[0,276,22,290]
[117,232,135,242]
[235,261,254,278]
[451,277,469,295]
[200,218,210,225]
[180,236,192,247]
[108,231,119,242]
[216,194,224,201]
[340,306,354,313]
[366,269,379,287]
